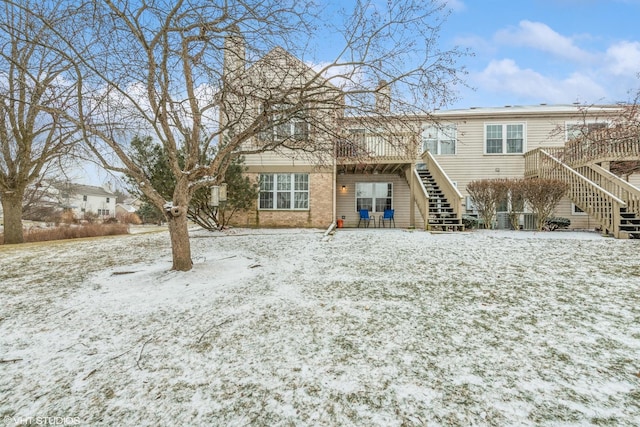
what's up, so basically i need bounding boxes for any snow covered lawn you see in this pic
[1,228,639,426]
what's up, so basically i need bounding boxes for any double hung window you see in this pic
[356,182,392,212]
[422,125,457,155]
[565,122,607,141]
[485,123,525,154]
[259,104,309,142]
[259,173,309,210]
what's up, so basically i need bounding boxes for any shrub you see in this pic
[462,214,480,229]
[59,210,76,225]
[546,217,571,231]
[522,178,570,231]
[117,212,142,224]
[467,179,509,229]
[0,223,129,244]
[83,211,99,223]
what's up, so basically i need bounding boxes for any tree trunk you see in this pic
[166,206,192,271]
[1,189,25,244]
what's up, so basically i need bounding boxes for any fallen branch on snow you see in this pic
[197,319,232,343]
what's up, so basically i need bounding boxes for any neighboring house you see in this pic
[115,203,137,217]
[222,37,640,237]
[55,183,117,221]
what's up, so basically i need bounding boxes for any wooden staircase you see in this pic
[620,208,640,238]
[417,170,464,231]
[525,148,640,238]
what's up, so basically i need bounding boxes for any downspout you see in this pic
[332,156,337,228]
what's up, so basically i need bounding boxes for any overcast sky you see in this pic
[437,0,640,109]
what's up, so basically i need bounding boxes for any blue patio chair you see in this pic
[357,209,375,228]
[379,209,395,228]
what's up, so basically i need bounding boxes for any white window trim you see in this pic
[572,203,587,216]
[484,122,526,155]
[564,120,609,142]
[259,104,310,142]
[258,173,309,211]
[355,182,393,213]
[422,124,457,155]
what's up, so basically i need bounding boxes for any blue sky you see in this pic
[436,0,640,109]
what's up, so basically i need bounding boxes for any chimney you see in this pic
[375,80,391,114]
[223,25,245,81]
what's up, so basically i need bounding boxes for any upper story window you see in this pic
[565,121,607,141]
[106,197,110,203]
[422,124,457,155]
[485,123,525,154]
[259,173,309,210]
[259,104,309,142]
[82,195,87,201]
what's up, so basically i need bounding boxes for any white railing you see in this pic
[564,132,640,167]
[576,164,640,218]
[410,168,430,229]
[336,132,417,161]
[536,149,626,237]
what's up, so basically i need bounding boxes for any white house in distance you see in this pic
[56,183,117,221]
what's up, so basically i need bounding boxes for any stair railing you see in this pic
[537,149,626,237]
[421,150,464,220]
[409,168,430,229]
[575,164,640,217]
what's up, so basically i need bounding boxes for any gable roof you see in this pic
[54,183,115,198]
[246,46,341,92]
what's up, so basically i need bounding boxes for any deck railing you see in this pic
[336,132,418,162]
[535,149,626,237]
[564,132,640,167]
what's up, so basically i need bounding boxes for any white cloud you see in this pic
[307,61,365,89]
[439,0,466,12]
[474,59,607,103]
[605,41,640,76]
[494,20,595,63]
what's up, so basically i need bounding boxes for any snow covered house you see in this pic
[221,37,640,237]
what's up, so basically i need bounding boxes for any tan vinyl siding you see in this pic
[628,173,640,188]
[427,114,574,209]
[552,198,597,231]
[243,148,333,167]
[336,173,424,228]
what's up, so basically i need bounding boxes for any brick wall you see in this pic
[228,171,333,228]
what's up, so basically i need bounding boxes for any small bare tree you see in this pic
[0,1,81,244]
[505,179,526,231]
[467,179,502,229]
[523,178,569,231]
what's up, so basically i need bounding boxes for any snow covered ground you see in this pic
[1,228,639,426]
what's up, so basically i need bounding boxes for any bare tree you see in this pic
[466,179,507,229]
[0,1,81,244]
[505,179,526,231]
[523,178,569,231]
[43,0,466,270]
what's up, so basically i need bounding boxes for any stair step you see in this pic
[419,168,464,232]
[429,218,461,224]
[620,225,640,232]
[621,218,640,225]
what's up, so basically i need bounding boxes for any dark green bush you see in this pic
[462,214,480,229]
[546,217,571,231]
